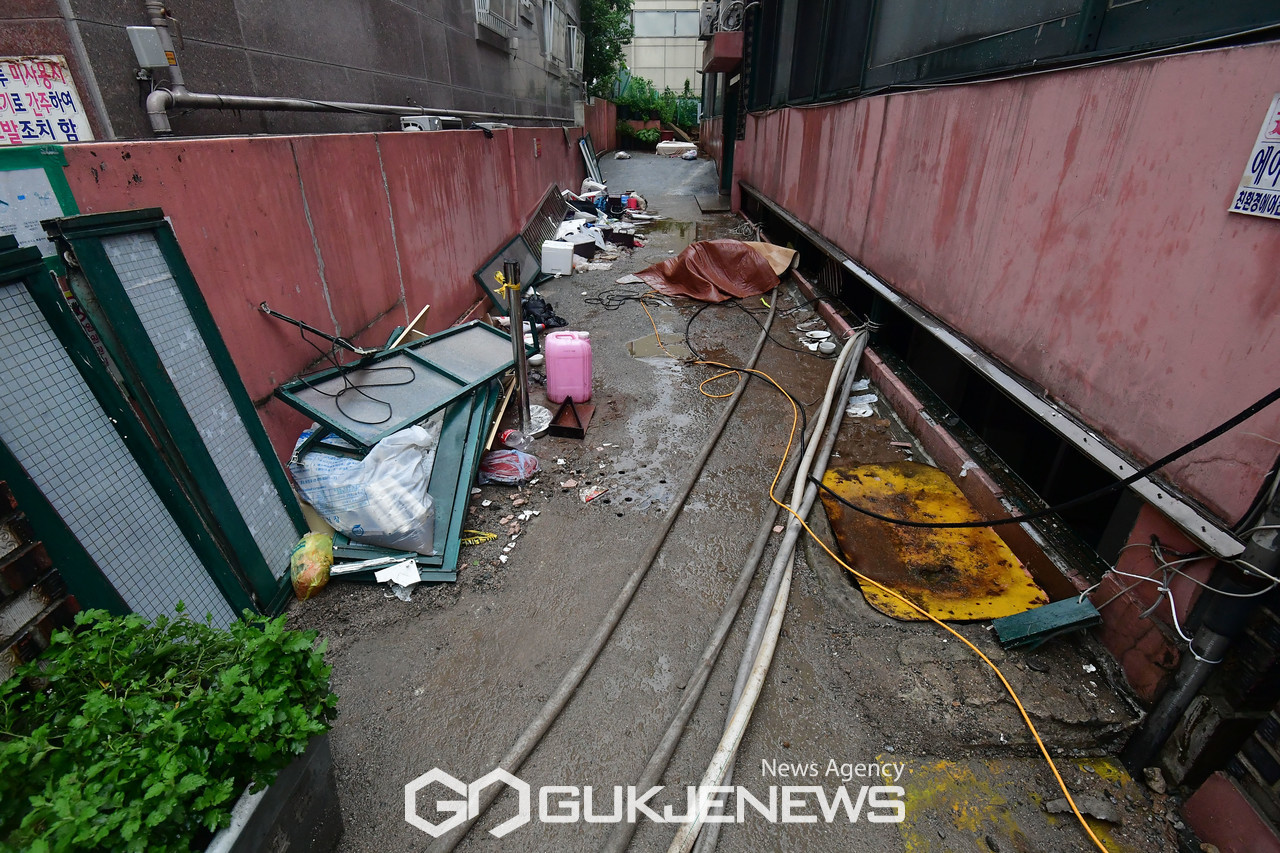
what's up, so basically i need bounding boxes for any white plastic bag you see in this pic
[289,419,440,555]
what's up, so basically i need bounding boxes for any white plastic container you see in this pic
[542,240,574,276]
[545,331,593,404]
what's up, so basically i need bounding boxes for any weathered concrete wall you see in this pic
[734,42,1280,525]
[60,127,582,458]
[584,98,617,154]
[1,0,582,139]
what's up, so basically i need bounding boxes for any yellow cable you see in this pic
[701,357,1111,853]
[641,293,1108,848]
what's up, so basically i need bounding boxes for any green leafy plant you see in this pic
[616,121,660,147]
[615,76,660,118]
[615,75,699,129]
[0,608,337,853]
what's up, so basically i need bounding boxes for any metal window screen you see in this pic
[287,352,465,445]
[408,325,514,383]
[520,184,573,257]
[100,232,298,579]
[0,284,235,623]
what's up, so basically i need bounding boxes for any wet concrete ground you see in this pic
[288,154,1191,852]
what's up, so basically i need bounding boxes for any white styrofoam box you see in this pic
[542,240,575,276]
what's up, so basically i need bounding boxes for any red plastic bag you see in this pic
[478,449,539,485]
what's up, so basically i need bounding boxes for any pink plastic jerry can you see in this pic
[545,331,593,404]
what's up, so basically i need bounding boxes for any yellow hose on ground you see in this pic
[634,291,1108,850]
[699,358,1111,853]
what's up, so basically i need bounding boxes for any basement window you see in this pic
[739,188,1199,576]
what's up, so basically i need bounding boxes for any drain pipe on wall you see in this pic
[1121,502,1280,772]
[140,2,575,134]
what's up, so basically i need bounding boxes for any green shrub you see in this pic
[0,608,337,853]
[617,121,660,147]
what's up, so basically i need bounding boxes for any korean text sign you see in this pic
[0,56,93,146]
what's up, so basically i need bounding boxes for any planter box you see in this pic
[206,735,342,853]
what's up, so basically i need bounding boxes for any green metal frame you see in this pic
[473,234,547,315]
[278,320,523,452]
[0,241,127,615]
[329,376,502,582]
[0,145,79,219]
[43,208,306,614]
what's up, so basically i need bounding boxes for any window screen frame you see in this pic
[43,209,307,615]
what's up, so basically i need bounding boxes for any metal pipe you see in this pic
[145,88,575,135]
[504,261,532,434]
[604,335,866,853]
[144,0,186,91]
[140,0,574,135]
[1121,506,1280,771]
[426,296,782,853]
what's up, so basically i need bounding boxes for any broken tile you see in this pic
[581,486,609,503]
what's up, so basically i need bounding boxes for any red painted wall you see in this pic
[702,117,723,175]
[584,98,617,154]
[60,128,583,458]
[734,43,1280,525]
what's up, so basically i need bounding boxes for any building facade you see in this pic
[0,0,584,140]
[623,0,701,94]
[701,2,1280,849]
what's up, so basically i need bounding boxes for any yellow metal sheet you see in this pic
[820,462,1047,621]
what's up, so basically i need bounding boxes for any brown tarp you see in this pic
[635,239,781,303]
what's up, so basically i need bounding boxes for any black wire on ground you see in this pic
[812,384,1280,530]
[293,327,416,425]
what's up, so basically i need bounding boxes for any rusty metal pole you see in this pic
[504,260,532,434]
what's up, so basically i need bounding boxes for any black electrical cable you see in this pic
[672,295,816,453]
[812,384,1280,529]
[294,328,417,425]
[583,288,651,310]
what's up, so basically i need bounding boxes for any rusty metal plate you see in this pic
[820,461,1048,622]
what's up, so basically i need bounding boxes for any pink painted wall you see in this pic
[735,43,1280,525]
[702,116,723,172]
[60,128,583,458]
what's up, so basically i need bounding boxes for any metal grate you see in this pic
[100,232,299,579]
[520,184,574,258]
[0,283,235,623]
[408,324,514,383]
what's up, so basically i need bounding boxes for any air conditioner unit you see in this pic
[400,116,443,132]
[699,2,718,38]
[719,0,745,32]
